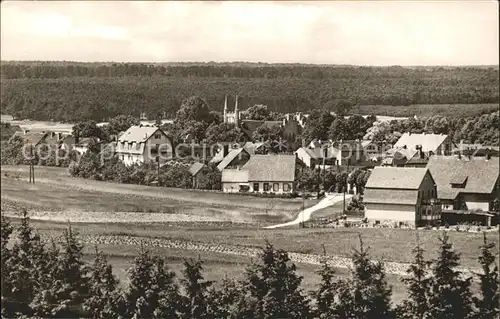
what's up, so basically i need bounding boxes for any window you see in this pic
[263,183,270,192]
[273,183,279,192]
[136,142,141,150]
[121,155,124,160]
[154,133,161,139]
[253,183,260,192]
[283,183,290,192]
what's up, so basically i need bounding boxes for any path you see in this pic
[265,193,353,229]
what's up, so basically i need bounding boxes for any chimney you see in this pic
[223,144,229,157]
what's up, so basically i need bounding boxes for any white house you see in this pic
[221,154,296,194]
[115,125,174,166]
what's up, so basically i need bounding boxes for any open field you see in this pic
[1,165,320,225]
[2,164,497,305]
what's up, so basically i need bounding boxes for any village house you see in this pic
[115,125,174,166]
[296,139,370,169]
[383,133,455,167]
[426,156,499,211]
[221,154,297,194]
[452,142,500,158]
[189,162,208,189]
[363,167,441,227]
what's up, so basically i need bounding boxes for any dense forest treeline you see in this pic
[0,62,498,122]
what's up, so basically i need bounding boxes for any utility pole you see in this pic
[156,156,160,187]
[29,143,35,184]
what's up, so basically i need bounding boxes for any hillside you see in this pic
[0,62,498,122]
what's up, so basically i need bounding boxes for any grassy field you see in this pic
[1,165,321,224]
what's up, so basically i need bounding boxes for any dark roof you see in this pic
[365,167,430,190]
[189,162,206,176]
[217,148,249,171]
[426,156,499,200]
[10,131,47,146]
[364,188,418,205]
[242,154,296,182]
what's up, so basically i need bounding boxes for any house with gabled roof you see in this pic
[216,147,251,171]
[115,125,174,166]
[189,162,209,189]
[364,167,441,226]
[426,156,499,211]
[221,154,297,194]
[384,133,455,167]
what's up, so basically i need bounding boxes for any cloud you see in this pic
[1,0,498,65]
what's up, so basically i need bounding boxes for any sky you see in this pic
[1,1,498,66]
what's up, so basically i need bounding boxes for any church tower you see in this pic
[223,95,228,123]
[234,95,239,127]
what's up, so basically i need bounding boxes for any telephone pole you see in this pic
[156,156,160,187]
[29,143,35,184]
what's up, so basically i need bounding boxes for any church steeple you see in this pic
[234,95,239,127]
[223,95,228,123]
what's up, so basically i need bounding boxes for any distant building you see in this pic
[383,133,455,167]
[426,156,499,211]
[189,162,208,189]
[296,140,369,169]
[115,125,174,166]
[223,95,241,126]
[364,167,441,227]
[452,143,499,158]
[216,147,251,171]
[221,154,297,194]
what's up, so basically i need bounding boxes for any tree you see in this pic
[237,241,312,318]
[205,122,245,144]
[347,168,362,193]
[175,96,212,125]
[301,109,335,143]
[347,115,370,140]
[345,235,394,318]
[179,258,213,319]
[205,276,243,318]
[252,124,284,148]
[105,115,140,136]
[72,120,104,140]
[246,104,273,121]
[124,246,181,319]
[314,248,343,319]
[31,224,90,318]
[473,233,499,319]
[396,234,432,319]
[428,231,473,319]
[4,210,48,317]
[1,216,14,317]
[328,118,351,142]
[83,247,123,319]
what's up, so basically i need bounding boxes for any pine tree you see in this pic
[336,235,394,319]
[428,231,473,319]
[314,248,342,319]
[1,216,14,317]
[237,241,312,319]
[124,245,181,319]
[205,275,243,319]
[31,224,90,318]
[396,233,432,319]
[83,246,123,318]
[5,210,48,317]
[179,257,213,319]
[473,232,499,319]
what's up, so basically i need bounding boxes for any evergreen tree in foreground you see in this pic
[313,246,348,319]
[123,245,181,319]
[428,231,473,319]
[396,233,432,319]
[344,235,394,319]
[238,241,312,319]
[83,246,123,319]
[180,257,213,319]
[473,232,499,319]
[1,215,14,317]
[31,224,90,318]
[5,210,48,317]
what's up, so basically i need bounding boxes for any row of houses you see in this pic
[363,156,499,227]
